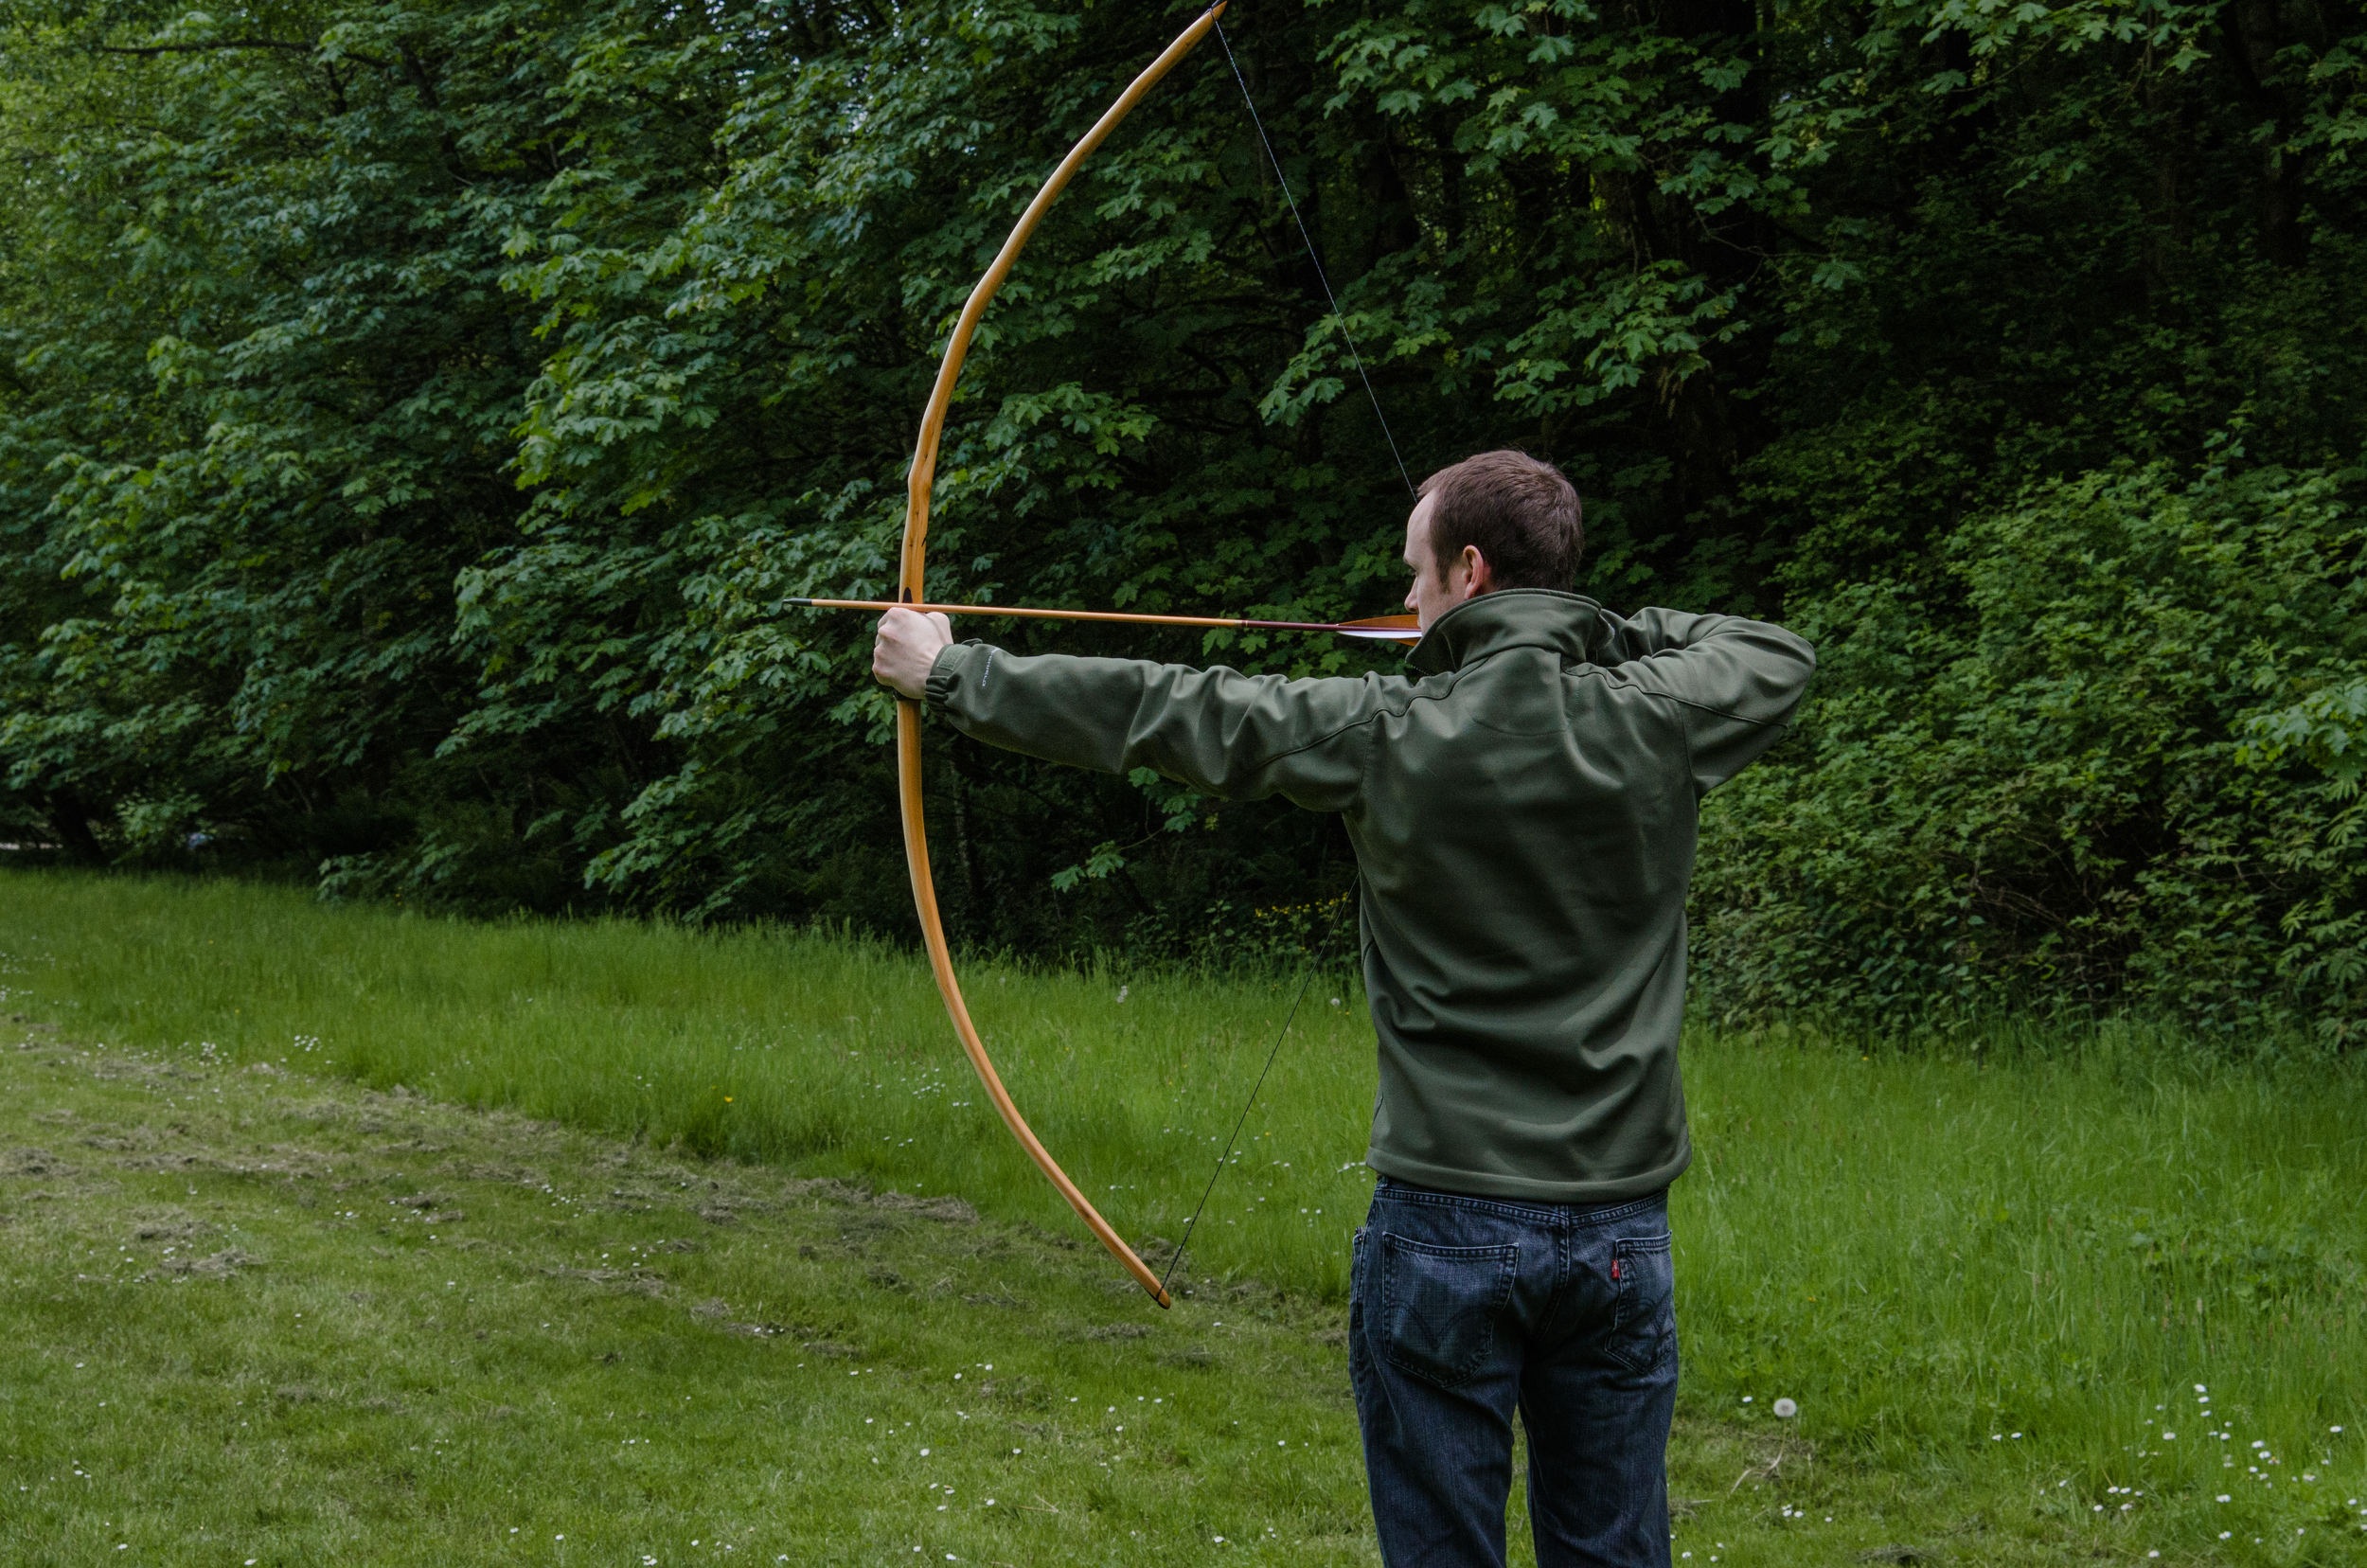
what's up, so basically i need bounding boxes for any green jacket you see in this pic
[925,589,1816,1203]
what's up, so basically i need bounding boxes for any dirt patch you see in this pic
[961,1290,1026,1310]
[146,1247,261,1279]
[874,1191,978,1224]
[1076,1322,1153,1342]
[130,1205,203,1240]
[540,1264,666,1297]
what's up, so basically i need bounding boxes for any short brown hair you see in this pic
[1419,450,1583,591]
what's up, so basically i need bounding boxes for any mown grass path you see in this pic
[1,1025,1384,1563]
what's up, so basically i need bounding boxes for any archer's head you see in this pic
[1400,450,1584,631]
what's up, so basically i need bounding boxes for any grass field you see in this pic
[2,867,2364,1565]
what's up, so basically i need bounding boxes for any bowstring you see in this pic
[1152,18,1400,1301]
[1212,18,1416,499]
[1158,864,1361,1302]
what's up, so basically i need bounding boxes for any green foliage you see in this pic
[1,0,2363,1026]
[1695,463,2367,1032]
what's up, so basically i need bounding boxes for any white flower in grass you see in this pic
[1772,1398,1797,1418]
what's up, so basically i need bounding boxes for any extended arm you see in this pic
[916,638,1379,812]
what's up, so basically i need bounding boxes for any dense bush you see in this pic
[1693,463,2367,1037]
[0,0,2361,1028]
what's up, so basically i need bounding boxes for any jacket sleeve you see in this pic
[922,642,1376,812]
[1605,609,1817,793]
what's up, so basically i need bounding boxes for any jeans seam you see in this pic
[1375,1184,1664,1229]
[1607,1234,1677,1374]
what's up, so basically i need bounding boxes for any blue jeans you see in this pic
[1349,1178,1679,1568]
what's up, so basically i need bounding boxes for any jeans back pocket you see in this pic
[1377,1235,1519,1390]
[1606,1232,1675,1373]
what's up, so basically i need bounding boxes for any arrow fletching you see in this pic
[1329,615,1422,643]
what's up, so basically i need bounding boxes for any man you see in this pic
[872,450,1815,1568]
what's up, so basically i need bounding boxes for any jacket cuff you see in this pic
[923,640,986,708]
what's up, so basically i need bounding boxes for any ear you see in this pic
[1459,544,1493,599]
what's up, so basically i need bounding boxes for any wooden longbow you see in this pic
[894,2,1239,1310]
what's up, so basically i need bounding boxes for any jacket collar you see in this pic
[1404,590,1608,677]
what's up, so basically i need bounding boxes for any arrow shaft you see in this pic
[789,597,1415,638]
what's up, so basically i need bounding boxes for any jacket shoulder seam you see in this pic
[1571,667,1789,727]
[1236,672,1462,778]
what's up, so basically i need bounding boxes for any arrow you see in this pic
[788,598,1422,643]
